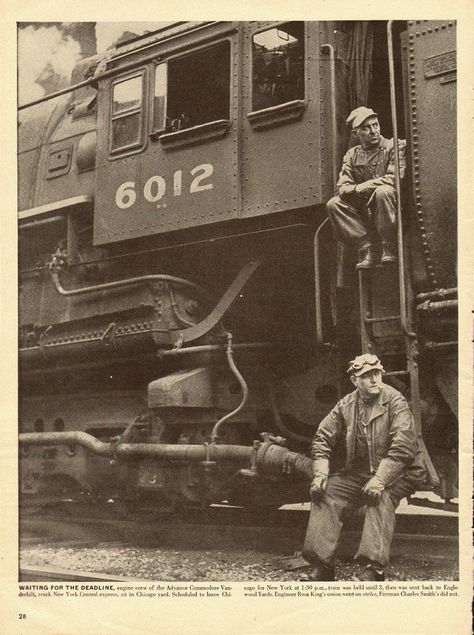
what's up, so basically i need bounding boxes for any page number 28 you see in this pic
[19,613,27,619]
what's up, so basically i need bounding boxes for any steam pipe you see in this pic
[416,299,458,313]
[19,431,312,480]
[20,341,272,367]
[387,21,416,339]
[160,343,271,357]
[50,270,207,298]
[211,332,249,442]
[424,340,457,350]
[416,288,457,302]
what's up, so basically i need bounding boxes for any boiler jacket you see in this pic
[303,383,426,568]
[326,137,406,247]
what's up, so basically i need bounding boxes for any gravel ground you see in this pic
[20,542,458,582]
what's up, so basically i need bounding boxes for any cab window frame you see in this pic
[109,68,147,157]
[150,62,168,135]
[250,21,306,115]
[150,38,232,141]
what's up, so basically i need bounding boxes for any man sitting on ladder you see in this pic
[326,106,406,270]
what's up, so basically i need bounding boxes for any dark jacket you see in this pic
[311,383,426,486]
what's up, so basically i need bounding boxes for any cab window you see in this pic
[252,22,304,111]
[110,74,144,152]
[153,41,230,134]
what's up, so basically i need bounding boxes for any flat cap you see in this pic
[346,106,378,130]
[347,353,384,377]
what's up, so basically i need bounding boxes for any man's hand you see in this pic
[339,184,356,198]
[310,473,328,502]
[353,182,373,197]
[362,475,385,505]
[310,459,329,502]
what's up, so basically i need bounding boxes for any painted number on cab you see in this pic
[115,164,214,210]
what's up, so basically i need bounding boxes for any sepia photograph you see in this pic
[4,8,471,632]
[16,19,460,586]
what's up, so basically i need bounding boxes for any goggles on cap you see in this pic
[347,354,381,374]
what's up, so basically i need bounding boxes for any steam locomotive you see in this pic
[19,20,457,513]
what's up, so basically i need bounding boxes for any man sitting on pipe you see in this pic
[326,107,406,269]
[302,353,426,581]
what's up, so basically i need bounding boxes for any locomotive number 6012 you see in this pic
[115,163,214,210]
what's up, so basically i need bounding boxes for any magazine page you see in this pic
[1,1,472,634]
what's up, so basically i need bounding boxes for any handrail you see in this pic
[387,21,416,339]
[50,270,208,299]
[314,218,333,348]
[321,44,338,189]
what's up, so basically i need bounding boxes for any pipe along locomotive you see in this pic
[19,21,457,514]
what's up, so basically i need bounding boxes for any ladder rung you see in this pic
[384,370,410,376]
[364,315,401,324]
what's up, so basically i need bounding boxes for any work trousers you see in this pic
[326,185,397,248]
[302,471,414,568]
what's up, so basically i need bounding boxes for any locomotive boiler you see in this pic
[18,20,458,512]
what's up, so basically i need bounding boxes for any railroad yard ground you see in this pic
[19,493,458,583]
[19,542,458,582]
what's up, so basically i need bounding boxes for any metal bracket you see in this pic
[100,322,117,349]
[238,440,259,478]
[164,259,261,345]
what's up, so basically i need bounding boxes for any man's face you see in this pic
[351,369,383,399]
[354,116,381,149]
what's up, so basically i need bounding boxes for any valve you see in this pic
[259,432,287,446]
[48,244,68,271]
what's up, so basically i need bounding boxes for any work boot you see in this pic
[381,243,397,264]
[355,245,374,270]
[300,564,335,581]
[356,564,385,581]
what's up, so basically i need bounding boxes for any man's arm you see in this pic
[374,392,418,485]
[311,405,344,461]
[310,405,343,501]
[354,140,407,196]
[335,148,357,196]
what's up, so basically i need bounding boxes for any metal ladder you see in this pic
[354,22,439,487]
[357,259,439,489]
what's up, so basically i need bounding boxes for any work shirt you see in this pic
[352,397,377,472]
[336,136,407,197]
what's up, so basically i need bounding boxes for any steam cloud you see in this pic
[18,22,172,107]
[18,25,82,104]
[95,22,170,53]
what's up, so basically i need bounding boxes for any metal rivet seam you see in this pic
[408,33,436,286]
